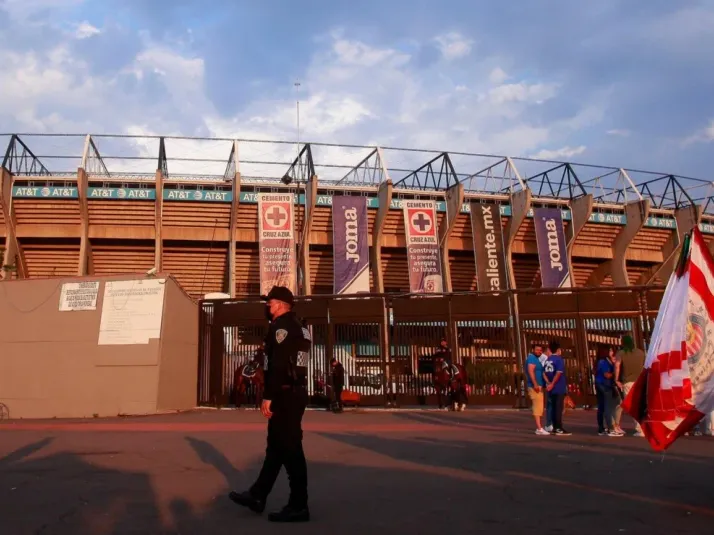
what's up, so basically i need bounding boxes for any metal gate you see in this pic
[197,287,665,409]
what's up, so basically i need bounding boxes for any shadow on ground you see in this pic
[1,415,713,534]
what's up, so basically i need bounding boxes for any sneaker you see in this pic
[545,425,553,433]
[535,428,550,436]
[553,428,572,436]
[633,430,644,437]
[607,430,624,437]
[598,430,608,436]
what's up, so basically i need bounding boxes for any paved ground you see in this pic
[1,408,713,534]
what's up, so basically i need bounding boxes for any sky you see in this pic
[0,0,713,186]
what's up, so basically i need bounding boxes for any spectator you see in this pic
[525,344,549,436]
[613,335,645,437]
[595,346,623,437]
[330,357,345,413]
[543,341,571,436]
[540,343,553,432]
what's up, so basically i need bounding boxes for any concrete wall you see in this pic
[0,274,197,419]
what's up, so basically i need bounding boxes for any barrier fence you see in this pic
[197,286,665,408]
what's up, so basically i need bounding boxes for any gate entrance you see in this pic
[197,288,664,409]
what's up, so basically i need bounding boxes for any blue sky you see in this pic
[1,0,713,181]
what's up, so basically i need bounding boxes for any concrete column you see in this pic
[77,167,91,275]
[154,169,164,272]
[0,168,26,279]
[505,188,532,289]
[587,199,650,286]
[439,182,464,293]
[299,174,318,295]
[566,194,594,284]
[640,204,702,285]
[228,171,241,297]
[371,180,393,293]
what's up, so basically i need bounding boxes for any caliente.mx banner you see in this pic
[403,199,443,293]
[470,202,508,292]
[534,206,572,288]
[258,192,296,295]
[332,195,370,294]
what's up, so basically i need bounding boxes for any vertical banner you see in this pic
[470,202,508,291]
[258,192,296,295]
[403,199,443,293]
[533,207,572,288]
[332,195,370,294]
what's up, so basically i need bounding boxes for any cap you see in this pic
[260,285,294,306]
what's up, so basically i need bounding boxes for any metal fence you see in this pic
[197,286,665,408]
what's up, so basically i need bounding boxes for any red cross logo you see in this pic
[410,210,433,234]
[263,204,289,229]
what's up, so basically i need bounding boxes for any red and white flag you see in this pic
[622,227,714,451]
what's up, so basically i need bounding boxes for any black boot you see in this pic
[268,504,310,522]
[228,490,265,514]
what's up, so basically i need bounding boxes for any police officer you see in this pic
[229,285,311,523]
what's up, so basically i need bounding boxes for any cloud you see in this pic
[2,2,712,183]
[74,21,100,39]
[433,32,474,61]
[681,119,714,147]
[489,67,508,84]
[529,145,586,160]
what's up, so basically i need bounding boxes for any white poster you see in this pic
[59,281,100,311]
[98,279,166,345]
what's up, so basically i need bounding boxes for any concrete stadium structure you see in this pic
[1,133,713,298]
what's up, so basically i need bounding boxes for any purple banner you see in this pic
[332,196,370,294]
[534,207,572,288]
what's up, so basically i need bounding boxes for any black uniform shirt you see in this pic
[264,310,311,401]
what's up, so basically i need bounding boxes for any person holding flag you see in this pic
[622,227,714,451]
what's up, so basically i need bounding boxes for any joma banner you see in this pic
[470,202,508,291]
[332,196,370,294]
[403,199,443,293]
[258,192,296,295]
[534,207,572,288]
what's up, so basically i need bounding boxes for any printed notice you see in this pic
[98,279,166,345]
[59,281,100,311]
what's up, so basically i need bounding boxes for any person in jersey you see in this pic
[525,343,549,435]
[543,341,571,436]
[540,343,553,432]
[595,346,622,437]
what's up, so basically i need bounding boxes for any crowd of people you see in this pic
[526,335,652,437]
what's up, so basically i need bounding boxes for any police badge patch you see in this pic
[276,329,288,344]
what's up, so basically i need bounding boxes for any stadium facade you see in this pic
[1,133,712,299]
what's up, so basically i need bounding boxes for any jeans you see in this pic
[545,394,553,427]
[549,393,565,430]
[250,387,309,508]
[595,383,619,432]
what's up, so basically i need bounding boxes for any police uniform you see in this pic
[229,286,311,523]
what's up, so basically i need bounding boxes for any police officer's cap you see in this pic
[260,285,295,306]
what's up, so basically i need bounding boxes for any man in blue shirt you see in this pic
[525,344,549,435]
[544,341,571,436]
[594,347,622,436]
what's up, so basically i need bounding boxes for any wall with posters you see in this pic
[0,274,198,419]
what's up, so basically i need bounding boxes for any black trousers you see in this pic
[250,387,309,508]
[333,385,343,410]
[549,392,565,430]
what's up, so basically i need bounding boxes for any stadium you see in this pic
[0,133,709,407]
[2,133,712,294]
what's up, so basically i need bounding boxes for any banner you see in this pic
[403,199,443,293]
[258,192,296,295]
[332,196,370,294]
[470,202,508,292]
[534,207,572,288]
